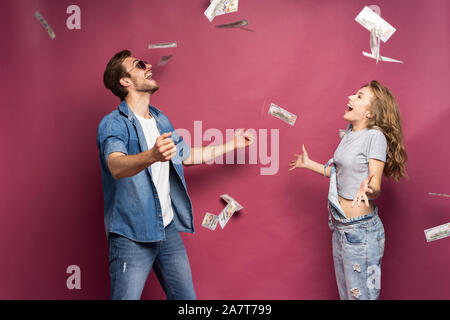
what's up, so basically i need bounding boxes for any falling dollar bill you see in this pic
[218,203,237,229]
[268,103,297,126]
[202,212,219,231]
[424,223,450,242]
[205,0,239,22]
[202,195,244,231]
[355,6,396,43]
[157,55,172,66]
[221,194,243,211]
[148,42,177,49]
[215,19,248,28]
[428,192,450,198]
[355,7,403,64]
[34,11,55,40]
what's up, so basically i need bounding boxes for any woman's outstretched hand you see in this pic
[289,144,310,171]
[352,173,375,208]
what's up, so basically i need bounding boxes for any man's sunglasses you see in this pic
[126,60,148,73]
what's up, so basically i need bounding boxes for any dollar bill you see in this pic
[215,19,248,29]
[221,194,243,211]
[218,203,237,229]
[424,223,450,242]
[355,6,396,43]
[356,8,403,64]
[148,42,177,49]
[201,212,219,231]
[205,0,239,22]
[34,11,55,40]
[157,55,172,66]
[268,103,297,126]
[428,192,450,198]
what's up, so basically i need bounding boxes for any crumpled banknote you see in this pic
[201,212,219,231]
[355,6,403,63]
[202,194,244,231]
[205,0,238,22]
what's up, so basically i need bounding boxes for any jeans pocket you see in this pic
[343,229,366,245]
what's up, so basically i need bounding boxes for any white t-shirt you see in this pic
[135,114,174,228]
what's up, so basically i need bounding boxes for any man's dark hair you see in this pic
[103,50,132,101]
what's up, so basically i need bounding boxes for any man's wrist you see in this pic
[145,148,156,166]
[225,139,236,152]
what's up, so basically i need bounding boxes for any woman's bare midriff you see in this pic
[338,196,375,219]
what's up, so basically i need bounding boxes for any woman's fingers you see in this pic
[352,190,372,209]
[352,195,362,208]
[351,196,357,208]
[357,192,363,207]
[363,193,370,208]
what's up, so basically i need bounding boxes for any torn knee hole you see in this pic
[352,264,361,272]
[350,287,361,299]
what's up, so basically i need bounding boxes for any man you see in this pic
[97,50,254,300]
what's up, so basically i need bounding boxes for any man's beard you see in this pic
[135,80,160,94]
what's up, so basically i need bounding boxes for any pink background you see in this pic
[1,0,449,299]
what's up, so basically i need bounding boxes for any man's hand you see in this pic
[232,128,255,149]
[183,129,255,166]
[150,132,177,162]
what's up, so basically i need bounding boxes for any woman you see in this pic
[289,80,407,300]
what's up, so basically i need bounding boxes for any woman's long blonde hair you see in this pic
[364,80,408,181]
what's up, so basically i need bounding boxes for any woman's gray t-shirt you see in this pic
[333,124,387,200]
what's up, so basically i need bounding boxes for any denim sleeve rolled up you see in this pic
[97,101,194,242]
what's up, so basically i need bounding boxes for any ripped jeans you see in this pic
[108,221,196,300]
[330,209,385,300]
[325,159,385,300]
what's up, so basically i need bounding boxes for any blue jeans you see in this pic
[108,221,196,300]
[330,210,385,300]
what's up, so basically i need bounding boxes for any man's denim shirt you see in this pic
[97,101,194,242]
